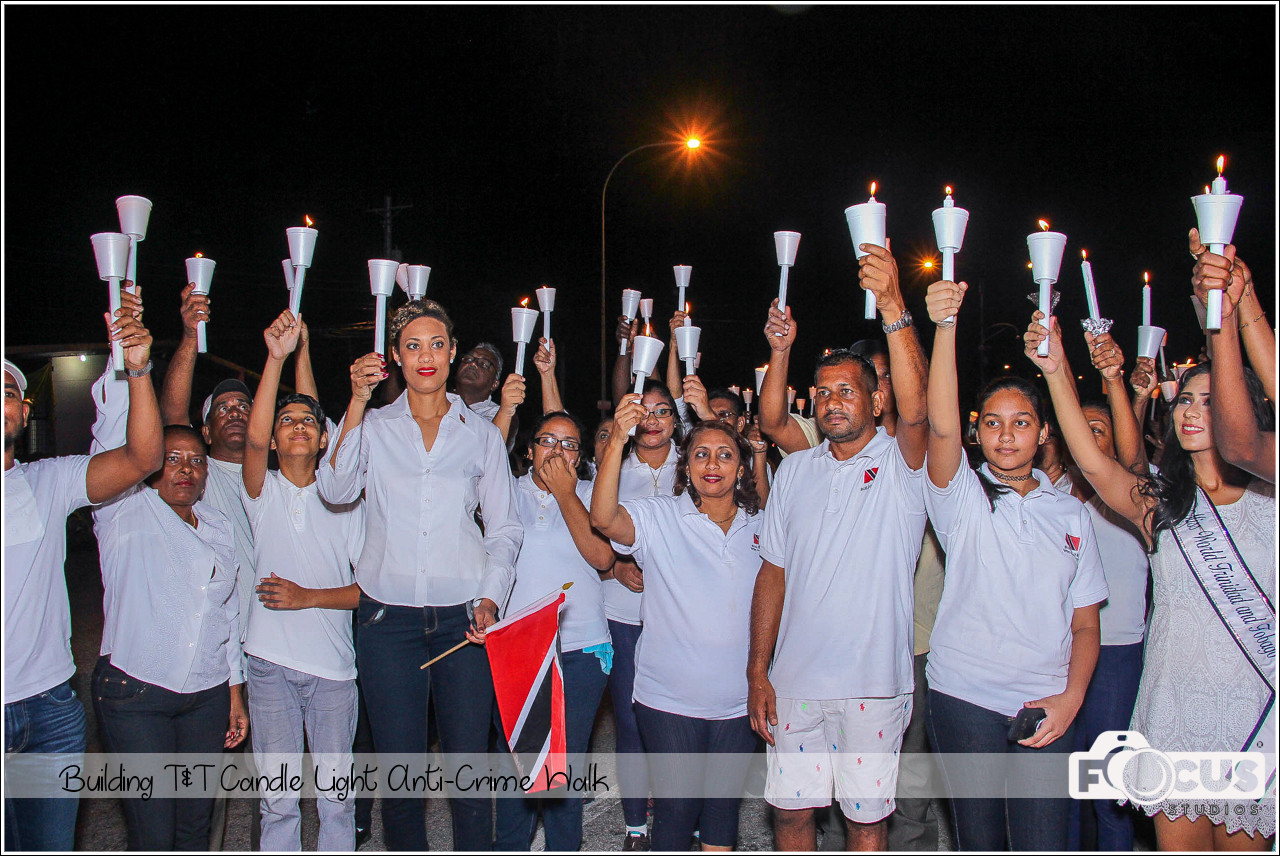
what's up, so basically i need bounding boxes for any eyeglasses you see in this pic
[459,354,496,372]
[644,406,675,420]
[533,435,581,452]
[713,409,738,421]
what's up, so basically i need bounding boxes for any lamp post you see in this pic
[600,137,701,411]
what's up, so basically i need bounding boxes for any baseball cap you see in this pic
[201,378,253,423]
[4,359,28,395]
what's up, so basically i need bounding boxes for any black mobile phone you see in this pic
[1007,707,1047,742]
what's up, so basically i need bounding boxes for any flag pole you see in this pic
[419,583,574,670]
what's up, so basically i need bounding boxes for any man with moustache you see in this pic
[747,244,930,851]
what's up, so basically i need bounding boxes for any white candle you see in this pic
[728,385,740,396]
[787,387,795,411]
[1142,273,1152,327]
[375,296,388,357]
[536,286,556,341]
[684,302,692,327]
[1038,280,1052,357]
[1081,251,1100,321]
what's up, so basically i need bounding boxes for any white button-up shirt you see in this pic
[757,428,927,700]
[614,493,762,719]
[242,471,364,681]
[602,442,678,625]
[508,473,609,652]
[202,457,256,642]
[90,368,242,693]
[4,455,91,703]
[317,392,522,609]
[926,462,1109,717]
[465,397,500,423]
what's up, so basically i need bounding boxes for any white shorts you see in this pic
[764,695,913,824]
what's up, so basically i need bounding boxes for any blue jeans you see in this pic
[926,690,1076,852]
[607,620,648,828]
[633,703,758,850]
[494,648,609,851]
[246,656,358,851]
[91,657,231,850]
[4,679,87,851]
[357,596,496,851]
[1068,641,1143,851]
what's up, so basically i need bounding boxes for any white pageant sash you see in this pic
[1171,488,1276,798]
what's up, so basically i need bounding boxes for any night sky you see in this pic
[4,5,1275,423]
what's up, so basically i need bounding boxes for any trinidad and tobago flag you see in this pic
[863,467,879,485]
[486,586,568,793]
[1064,533,1081,553]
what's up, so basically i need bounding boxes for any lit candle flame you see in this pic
[520,297,529,308]
[869,181,877,196]
[304,215,314,227]
[1205,185,1211,195]
[685,301,690,315]
[1216,155,1225,176]
[1144,272,1150,285]
[945,185,953,195]
[1081,250,1087,260]
[1038,219,1050,231]
[194,252,203,258]
[1027,262,1034,269]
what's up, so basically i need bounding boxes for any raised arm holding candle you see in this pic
[535,285,556,341]
[625,334,664,436]
[90,232,131,372]
[1026,220,1068,357]
[368,259,399,357]
[286,218,318,318]
[1190,156,1244,331]
[115,195,152,293]
[845,181,887,320]
[773,231,800,315]
[186,254,216,354]
[932,186,969,325]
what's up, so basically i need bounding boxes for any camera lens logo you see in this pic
[1070,731,1266,805]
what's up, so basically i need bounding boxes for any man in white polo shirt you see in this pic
[747,243,929,851]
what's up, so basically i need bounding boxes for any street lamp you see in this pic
[600,138,701,410]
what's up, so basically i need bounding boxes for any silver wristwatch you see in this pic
[881,310,913,335]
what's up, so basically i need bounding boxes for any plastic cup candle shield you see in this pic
[396,263,409,293]
[368,259,399,357]
[1137,325,1166,361]
[619,289,642,355]
[1191,156,1244,330]
[787,387,796,411]
[755,365,768,397]
[1160,380,1179,402]
[535,286,556,341]
[845,183,887,319]
[281,259,295,291]
[511,304,539,376]
[404,265,431,301]
[185,255,216,354]
[91,232,131,371]
[115,195,152,290]
[673,266,691,317]
[639,298,654,336]
[286,223,318,316]
[742,387,754,415]
[773,231,801,313]
[932,188,969,324]
[1027,223,1068,357]
[674,324,701,376]
[627,335,665,436]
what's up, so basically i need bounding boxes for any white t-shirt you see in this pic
[614,493,762,719]
[1055,472,1148,646]
[757,428,927,699]
[508,474,610,652]
[925,462,1110,717]
[602,443,678,625]
[241,471,365,681]
[3,457,91,703]
[465,397,500,422]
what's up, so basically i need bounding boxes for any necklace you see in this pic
[709,510,737,525]
[991,470,1034,483]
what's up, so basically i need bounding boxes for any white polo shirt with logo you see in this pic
[925,463,1109,717]
[601,442,678,626]
[757,427,927,700]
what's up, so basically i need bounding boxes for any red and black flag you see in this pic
[486,587,568,793]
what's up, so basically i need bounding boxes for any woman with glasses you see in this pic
[318,299,522,851]
[592,405,764,851]
[495,411,615,850]
[602,379,682,849]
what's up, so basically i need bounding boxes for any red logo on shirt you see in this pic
[863,467,879,485]
[751,534,760,552]
[1064,533,1081,556]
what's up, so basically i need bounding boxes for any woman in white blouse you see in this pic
[319,299,522,852]
[592,403,764,852]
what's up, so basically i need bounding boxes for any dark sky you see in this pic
[4,4,1275,421]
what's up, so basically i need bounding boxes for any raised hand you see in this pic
[668,308,689,338]
[1085,331,1124,381]
[925,280,967,324]
[532,337,556,375]
[1023,310,1065,375]
[178,282,210,341]
[615,315,637,346]
[499,373,526,412]
[1189,229,1245,321]
[764,299,796,352]
[109,290,153,371]
[350,353,386,403]
[264,310,301,361]
[683,375,711,421]
[613,392,646,438]
[857,241,903,314]
[1130,357,1158,401]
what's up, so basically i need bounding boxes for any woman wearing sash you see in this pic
[1026,311,1275,850]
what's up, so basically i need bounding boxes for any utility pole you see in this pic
[366,195,412,260]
